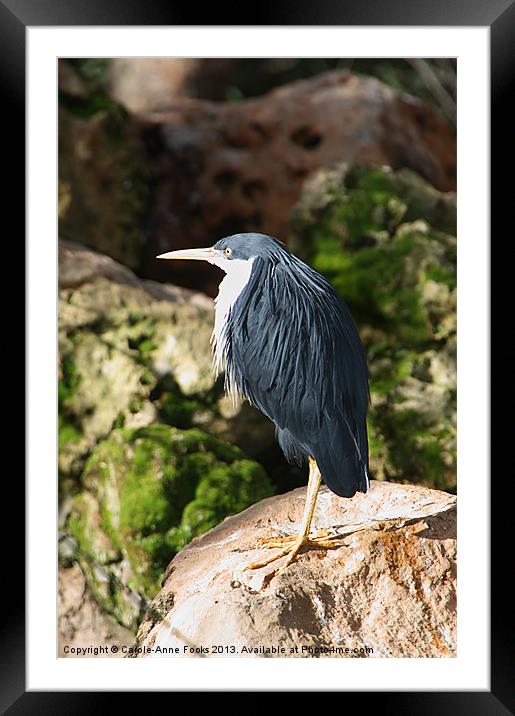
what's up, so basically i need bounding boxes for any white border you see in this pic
[28,27,489,691]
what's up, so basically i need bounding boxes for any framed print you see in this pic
[7,0,510,710]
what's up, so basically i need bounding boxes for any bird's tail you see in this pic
[313,419,369,498]
[315,452,369,498]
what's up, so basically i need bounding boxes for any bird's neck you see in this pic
[211,258,255,377]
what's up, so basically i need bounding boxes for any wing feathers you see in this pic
[226,251,370,497]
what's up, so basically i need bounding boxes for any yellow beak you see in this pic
[156,247,219,262]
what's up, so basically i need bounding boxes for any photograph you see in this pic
[57,56,458,660]
[14,6,504,706]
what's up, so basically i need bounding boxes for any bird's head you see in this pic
[156,233,287,274]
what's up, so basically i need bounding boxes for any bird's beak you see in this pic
[156,247,219,262]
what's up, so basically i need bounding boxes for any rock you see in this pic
[134,481,456,658]
[58,95,149,271]
[108,59,236,112]
[58,562,134,657]
[136,70,456,294]
[58,239,214,479]
[59,65,455,295]
[290,164,456,491]
[66,424,273,630]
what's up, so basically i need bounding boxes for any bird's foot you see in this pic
[255,528,332,548]
[244,530,341,573]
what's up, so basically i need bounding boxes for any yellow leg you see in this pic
[244,457,339,572]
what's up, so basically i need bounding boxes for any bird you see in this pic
[157,232,370,573]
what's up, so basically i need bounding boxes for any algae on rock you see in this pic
[67,424,273,630]
[291,164,456,491]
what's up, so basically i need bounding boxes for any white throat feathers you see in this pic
[210,256,255,405]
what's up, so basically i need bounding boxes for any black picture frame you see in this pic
[8,0,510,711]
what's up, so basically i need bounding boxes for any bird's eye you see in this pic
[224,247,233,257]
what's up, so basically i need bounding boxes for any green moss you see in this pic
[368,346,418,396]
[128,397,144,414]
[58,357,83,449]
[293,165,456,259]
[373,407,455,491]
[59,91,120,120]
[60,60,119,120]
[58,356,81,403]
[71,59,110,86]
[158,390,201,428]
[304,173,456,350]
[182,460,271,531]
[112,412,125,429]
[424,263,455,288]
[332,167,409,247]
[128,331,157,354]
[67,424,274,617]
[100,502,123,555]
[58,415,82,447]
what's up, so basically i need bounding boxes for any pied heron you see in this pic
[158,233,370,572]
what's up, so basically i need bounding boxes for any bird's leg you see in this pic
[244,458,339,572]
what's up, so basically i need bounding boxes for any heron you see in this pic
[157,232,370,573]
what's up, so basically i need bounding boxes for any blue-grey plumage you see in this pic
[158,232,370,499]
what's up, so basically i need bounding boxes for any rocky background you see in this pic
[58,58,457,656]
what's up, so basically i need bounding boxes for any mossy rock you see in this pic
[291,163,456,491]
[67,424,273,630]
[58,256,217,480]
[58,242,287,501]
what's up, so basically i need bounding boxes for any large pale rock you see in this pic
[135,481,456,658]
[137,70,456,294]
